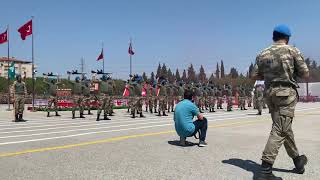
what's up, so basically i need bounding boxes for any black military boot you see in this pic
[96,113,100,121]
[131,112,136,118]
[140,113,145,118]
[79,113,85,118]
[145,107,148,112]
[154,108,158,113]
[88,110,93,115]
[256,161,282,180]
[72,112,75,119]
[257,111,262,115]
[163,111,168,116]
[19,114,26,122]
[47,112,50,117]
[103,114,111,120]
[156,111,162,116]
[171,108,174,112]
[55,112,61,116]
[150,109,153,113]
[13,113,19,122]
[293,155,308,174]
[127,108,130,113]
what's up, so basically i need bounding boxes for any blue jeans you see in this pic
[190,117,208,141]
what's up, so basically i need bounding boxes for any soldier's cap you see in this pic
[75,76,81,81]
[274,24,291,37]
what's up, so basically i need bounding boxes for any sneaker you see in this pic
[179,137,186,146]
[198,140,207,147]
[293,155,308,174]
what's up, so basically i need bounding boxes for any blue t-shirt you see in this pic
[174,99,199,138]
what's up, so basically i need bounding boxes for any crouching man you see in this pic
[174,89,208,147]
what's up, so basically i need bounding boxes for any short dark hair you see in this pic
[184,89,194,100]
[273,31,289,42]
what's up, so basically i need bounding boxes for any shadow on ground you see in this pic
[168,140,197,147]
[222,158,293,180]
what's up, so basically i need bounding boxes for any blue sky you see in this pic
[0,0,319,79]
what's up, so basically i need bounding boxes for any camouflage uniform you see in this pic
[238,86,247,110]
[132,82,145,118]
[255,85,264,115]
[147,85,154,113]
[106,80,115,116]
[253,42,309,165]
[246,86,253,107]
[208,86,216,112]
[11,77,27,122]
[44,79,61,117]
[226,85,233,111]
[82,80,93,115]
[166,85,174,113]
[71,79,85,119]
[157,83,168,116]
[96,78,112,121]
[216,88,223,109]
[153,85,158,113]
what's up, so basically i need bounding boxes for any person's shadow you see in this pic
[222,158,293,180]
[168,140,197,147]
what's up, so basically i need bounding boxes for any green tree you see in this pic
[182,69,187,82]
[142,72,148,81]
[198,65,207,83]
[215,62,220,79]
[161,63,168,79]
[187,64,196,83]
[150,72,155,84]
[156,63,161,78]
[175,69,181,81]
[220,60,225,78]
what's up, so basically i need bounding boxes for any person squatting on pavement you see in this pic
[174,89,208,147]
[252,24,309,180]
[11,74,27,122]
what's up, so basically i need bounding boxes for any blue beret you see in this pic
[274,24,291,37]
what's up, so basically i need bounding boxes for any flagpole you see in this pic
[102,42,104,74]
[7,24,11,111]
[31,16,35,111]
[129,38,132,76]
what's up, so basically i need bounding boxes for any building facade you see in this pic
[0,57,37,78]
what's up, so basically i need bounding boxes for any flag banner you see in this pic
[97,49,104,61]
[0,30,8,44]
[18,20,32,40]
[123,85,130,97]
[8,62,15,80]
[128,42,135,55]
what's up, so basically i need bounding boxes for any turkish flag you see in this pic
[0,30,7,44]
[123,85,130,97]
[128,42,134,55]
[97,49,104,61]
[18,20,32,40]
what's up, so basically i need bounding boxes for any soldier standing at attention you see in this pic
[255,85,264,115]
[71,77,85,119]
[157,79,168,116]
[216,86,223,110]
[43,76,61,117]
[11,74,27,122]
[252,25,309,180]
[226,84,233,112]
[96,75,111,121]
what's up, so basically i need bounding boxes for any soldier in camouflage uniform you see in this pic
[156,79,168,116]
[147,82,155,113]
[43,76,61,117]
[255,85,264,115]
[177,81,185,103]
[153,82,159,114]
[193,83,204,113]
[225,84,233,112]
[11,75,27,122]
[166,84,174,113]
[208,84,216,112]
[246,85,253,108]
[71,77,85,119]
[82,77,94,115]
[238,86,247,110]
[252,25,309,180]
[96,75,111,121]
[216,86,223,109]
[106,77,116,116]
[132,78,145,118]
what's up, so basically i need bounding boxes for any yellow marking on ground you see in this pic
[0,119,267,157]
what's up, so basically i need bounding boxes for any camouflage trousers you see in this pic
[84,95,93,112]
[47,96,58,113]
[131,97,143,114]
[238,97,246,109]
[209,96,216,109]
[247,96,253,107]
[153,97,158,112]
[261,86,299,164]
[72,96,84,114]
[167,96,174,111]
[158,96,167,112]
[148,97,154,111]
[97,95,112,115]
[217,97,223,109]
[227,96,233,110]
[256,97,263,113]
[14,95,25,114]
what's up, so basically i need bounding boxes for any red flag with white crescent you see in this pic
[18,20,32,40]
[97,48,104,61]
[0,30,8,44]
[123,85,130,97]
[156,87,160,96]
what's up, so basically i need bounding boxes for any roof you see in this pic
[0,57,32,64]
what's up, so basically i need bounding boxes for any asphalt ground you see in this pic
[0,103,319,180]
